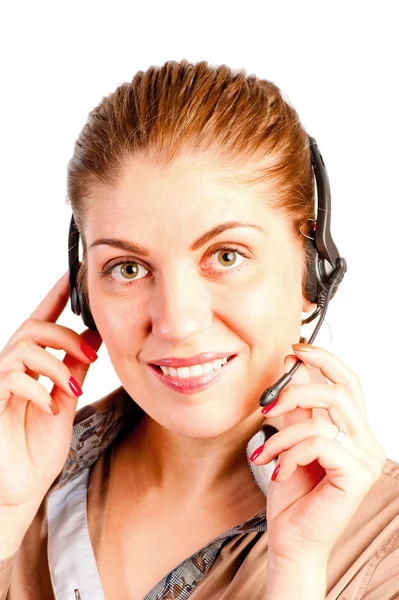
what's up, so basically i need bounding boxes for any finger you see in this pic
[51,329,103,414]
[271,435,383,494]
[2,320,99,369]
[285,353,313,386]
[266,437,384,540]
[250,415,381,472]
[0,339,84,400]
[0,371,58,417]
[281,354,312,430]
[29,270,70,324]
[1,320,99,387]
[292,343,364,401]
[263,382,368,436]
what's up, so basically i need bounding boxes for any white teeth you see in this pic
[184,364,204,377]
[174,367,191,378]
[212,359,224,371]
[159,356,230,378]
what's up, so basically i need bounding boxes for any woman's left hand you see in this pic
[250,342,387,565]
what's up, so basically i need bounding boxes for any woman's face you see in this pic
[85,154,316,438]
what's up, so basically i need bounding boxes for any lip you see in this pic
[146,352,237,368]
[147,354,237,395]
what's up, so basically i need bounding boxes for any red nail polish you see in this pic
[261,399,279,415]
[249,444,265,462]
[80,340,98,362]
[69,376,83,397]
[271,463,280,481]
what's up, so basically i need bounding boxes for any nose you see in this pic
[148,267,213,343]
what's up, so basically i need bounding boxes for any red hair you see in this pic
[66,59,315,303]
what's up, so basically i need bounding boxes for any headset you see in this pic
[68,135,347,409]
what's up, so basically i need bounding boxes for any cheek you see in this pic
[89,268,302,360]
[89,289,146,352]
[230,274,299,340]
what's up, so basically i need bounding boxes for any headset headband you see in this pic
[68,135,347,330]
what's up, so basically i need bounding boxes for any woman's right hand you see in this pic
[0,270,102,552]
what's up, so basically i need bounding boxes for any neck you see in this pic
[114,408,278,513]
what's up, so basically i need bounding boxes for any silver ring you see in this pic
[333,427,347,445]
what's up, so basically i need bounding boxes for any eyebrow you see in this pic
[88,221,266,256]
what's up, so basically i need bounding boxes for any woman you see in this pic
[0,59,398,600]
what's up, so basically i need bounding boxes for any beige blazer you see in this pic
[1,386,399,599]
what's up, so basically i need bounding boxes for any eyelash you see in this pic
[99,245,251,288]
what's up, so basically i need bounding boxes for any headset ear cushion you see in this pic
[74,278,97,331]
[78,287,97,330]
[304,237,319,305]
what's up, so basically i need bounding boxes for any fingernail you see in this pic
[271,463,281,481]
[49,399,59,415]
[261,399,279,415]
[80,340,98,362]
[292,343,314,352]
[69,376,83,397]
[249,444,265,462]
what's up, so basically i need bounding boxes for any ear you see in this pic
[302,293,317,315]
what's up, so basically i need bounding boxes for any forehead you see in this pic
[85,154,291,247]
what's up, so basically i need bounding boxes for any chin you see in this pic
[119,360,266,438]
[148,400,259,440]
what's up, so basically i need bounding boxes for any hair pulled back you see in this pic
[66,59,316,307]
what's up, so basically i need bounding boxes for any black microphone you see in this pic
[258,258,347,408]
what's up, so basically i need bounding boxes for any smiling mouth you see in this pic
[150,354,236,377]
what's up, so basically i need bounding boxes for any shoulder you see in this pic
[57,386,143,489]
[327,455,399,598]
[372,455,399,512]
[72,385,132,425]
[354,454,399,535]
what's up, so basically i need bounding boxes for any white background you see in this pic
[1,1,398,460]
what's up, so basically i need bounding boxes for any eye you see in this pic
[205,247,246,272]
[105,261,148,284]
[100,245,250,287]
